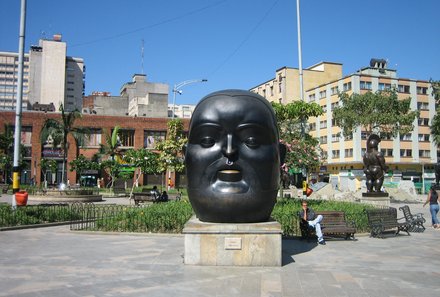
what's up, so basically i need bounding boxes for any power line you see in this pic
[206,0,280,78]
[70,0,228,48]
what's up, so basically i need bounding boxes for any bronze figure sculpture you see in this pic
[363,134,388,193]
[184,90,284,223]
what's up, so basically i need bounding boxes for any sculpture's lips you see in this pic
[217,169,242,182]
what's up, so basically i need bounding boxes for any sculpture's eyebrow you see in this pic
[193,123,222,130]
[236,123,268,131]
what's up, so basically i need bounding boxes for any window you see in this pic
[400,149,412,157]
[345,148,353,157]
[331,86,339,95]
[418,118,429,126]
[319,90,326,99]
[378,83,392,90]
[399,133,412,141]
[320,136,327,144]
[360,81,372,90]
[332,150,340,158]
[308,94,316,101]
[321,150,328,159]
[380,149,393,157]
[117,129,135,147]
[20,126,32,146]
[419,150,430,158]
[322,104,327,112]
[416,86,428,95]
[84,128,102,147]
[144,130,166,148]
[361,132,368,140]
[398,84,410,93]
[319,120,327,129]
[417,102,429,110]
[331,102,339,111]
[418,134,430,142]
[343,82,352,91]
[332,134,340,142]
[270,86,274,96]
[309,123,316,131]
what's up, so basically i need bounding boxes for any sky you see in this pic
[1,0,439,106]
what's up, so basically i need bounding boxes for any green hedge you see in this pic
[272,198,376,236]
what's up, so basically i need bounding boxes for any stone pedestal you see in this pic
[183,217,282,266]
[361,192,390,207]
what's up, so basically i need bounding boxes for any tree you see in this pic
[96,126,122,189]
[69,154,100,185]
[154,119,187,188]
[0,125,13,183]
[40,104,89,184]
[430,80,440,146]
[333,90,419,138]
[122,148,160,198]
[271,101,324,174]
[40,158,57,189]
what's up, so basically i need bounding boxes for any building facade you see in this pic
[0,34,84,112]
[251,60,437,192]
[0,110,188,187]
[250,62,343,104]
[84,74,169,118]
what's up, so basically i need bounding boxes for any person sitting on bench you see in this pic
[298,200,326,245]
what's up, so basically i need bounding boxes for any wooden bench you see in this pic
[132,188,157,205]
[399,205,426,232]
[365,207,410,238]
[299,210,356,240]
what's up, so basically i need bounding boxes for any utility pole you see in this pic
[12,0,27,206]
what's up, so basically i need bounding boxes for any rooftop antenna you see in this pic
[141,39,144,74]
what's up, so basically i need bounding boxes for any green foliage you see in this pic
[0,204,80,227]
[333,90,419,138]
[271,101,323,171]
[69,154,100,173]
[122,148,159,175]
[271,199,376,236]
[40,104,89,183]
[430,80,440,146]
[155,119,187,173]
[93,201,194,233]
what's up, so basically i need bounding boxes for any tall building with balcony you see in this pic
[0,34,84,112]
[251,59,436,193]
[250,61,343,104]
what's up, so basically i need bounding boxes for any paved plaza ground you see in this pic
[0,194,439,297]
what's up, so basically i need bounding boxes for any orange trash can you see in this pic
[15,190,28,206]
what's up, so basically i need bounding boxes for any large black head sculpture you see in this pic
[185,89,282,223]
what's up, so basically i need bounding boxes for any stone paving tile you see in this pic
[1,201,439,296]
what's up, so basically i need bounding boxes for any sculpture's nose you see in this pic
[223,134,238,163]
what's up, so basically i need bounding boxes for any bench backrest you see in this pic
[316,211,346,225]
[366,207,398,224]
[398,205,413,221]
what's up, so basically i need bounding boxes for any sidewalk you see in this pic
[0,197,439,296]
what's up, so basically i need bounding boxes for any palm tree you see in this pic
[96,125,122,188]
[40,104,89,184]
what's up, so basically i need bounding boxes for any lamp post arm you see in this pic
[172,78,207,118]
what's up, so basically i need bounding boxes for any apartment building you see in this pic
[0,34,84,112]
[305,59,436,191]
[250,61,343,104]
[250,59,436,192]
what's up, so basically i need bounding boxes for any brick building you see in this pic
[0,110,189,188]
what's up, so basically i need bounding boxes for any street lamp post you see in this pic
[172,79,207,118]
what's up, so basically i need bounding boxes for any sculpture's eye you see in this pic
[244,137,259,148]
[200,136,215,148]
